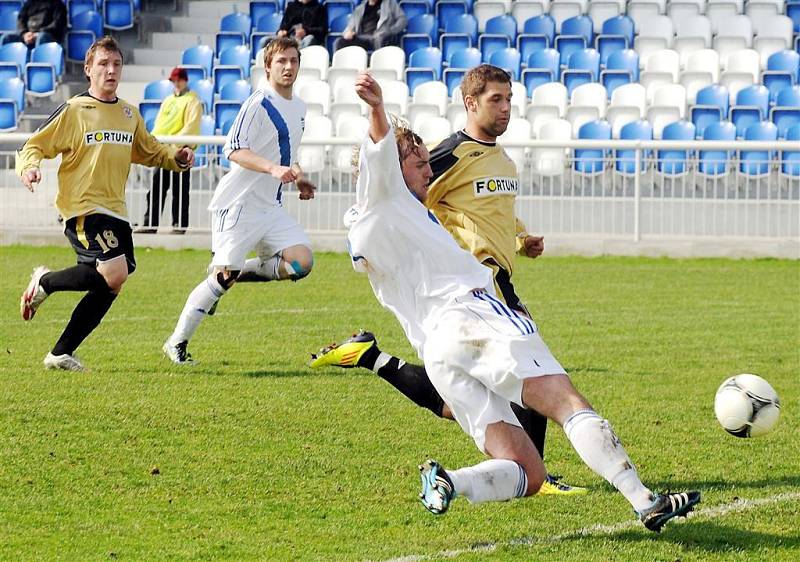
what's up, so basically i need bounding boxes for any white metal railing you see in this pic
[1,133,798,252]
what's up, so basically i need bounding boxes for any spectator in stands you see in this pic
[277,0,328,48]
[136,67,203,235]
[334,0,407,52]
[2,0,67,47]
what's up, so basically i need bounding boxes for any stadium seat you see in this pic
[634,15,674,66]
[531,118,571,176]
[332,45,368,71]
[596,15,634,66]
[572,82,607,117]
[763,50,800,104]
[522,48,560,96]
[713,15,753,54]
[436,0,468,33]
[652,83,688,119]
[412,80,448,115]
[190,78,213,113]
[400,0,430,22]
[144,79,173,102]
[526,104,560,138]
[731,84,770,137]
[297,79,331,115]
[214,100,242,132]
[446,101,467,131]
[254,12,282,33]
[182,45,214,80]
[473,1,506,33]
[780,123,800,177]
[770,85,800,138]
[522,14,556,48]
[0,98,17,132]
[407,102,440,130]
[691,84,730,138]
[752,15,794,68]
[213,65,243,95]
[326,0,354,27]
[333,115,368,172]
[588,2,621,35]
[297,115,332,175]
[497,117,531,163]
[563,48,600,96]
[532,81,568,117]
[601,49,639,98]
[250,1,280,25]
[0,74,22,114]
[610,82,646,116]
[489,47,521,81]
[643,49,680,83]
[139,101,161,130]
[673,15,712,63]
[685,49,720,84]
[739,121,778,176]
[555,15,593,66]
[30,42,64,77]
[405,13,437,49]
[615,119,653,174]
[788,2,800,33]
[68,0,96,25]
[0,41,25,76]
[443,67,467,96]
[408,46,442,80]
[369,46,405,81]
[417,116,452,144]
[0,0,20,32]
[606,104,640,139]
[511,2,545,35]
[698,120,737,177]
[220,79,252,102]
[296,45,328,81]
[381,79,410,115]
[574,119,611,175]
[707,1,739,30]
[549,1,581,33]
[658,120,696,175]
[104,0,134,31]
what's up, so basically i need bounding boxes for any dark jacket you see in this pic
[279,0,328,41]
[17,0,67,42]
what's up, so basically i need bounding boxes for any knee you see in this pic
[282,247,313,281]
[102,270,128,294]
[524,467,546,496]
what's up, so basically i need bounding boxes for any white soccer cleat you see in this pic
[163,339,195,365]
[20,266,50,321]
[43,352,85,372]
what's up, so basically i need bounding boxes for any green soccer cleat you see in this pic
[537,474,589,496]
[309,330,376,369]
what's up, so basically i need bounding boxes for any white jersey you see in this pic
[208,85,306,211]
[346,128,494,358]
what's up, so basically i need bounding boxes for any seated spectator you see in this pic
[2,0,67,48]
[278,0,328,48]
[334,0,407,52]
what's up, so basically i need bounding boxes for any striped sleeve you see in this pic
[223,93,265,157]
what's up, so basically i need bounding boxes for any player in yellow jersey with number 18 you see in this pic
[16,36,194,372]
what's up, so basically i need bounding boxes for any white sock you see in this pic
[169,274,227,344]
[446,459,528,504]
[240,256,281,281]
[371,352,392,372]
[563,409,656,513]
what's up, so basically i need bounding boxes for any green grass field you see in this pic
[1,246,798,561]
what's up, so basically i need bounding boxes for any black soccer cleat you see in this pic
[640,490,701,532]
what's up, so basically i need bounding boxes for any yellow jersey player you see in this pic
[17,36,194,371]
[311,65,583,495]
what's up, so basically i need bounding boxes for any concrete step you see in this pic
[169,16,221,33]
[122,64,173,82]
[152,31,216,51]
[133,48,182,66]
[186,0,249,18]
[116,81,151,107]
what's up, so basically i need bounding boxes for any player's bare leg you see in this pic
[237,244,313,282]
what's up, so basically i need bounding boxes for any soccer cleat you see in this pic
[639,490,701,532]
[309,330,376,369]
[537,473,588,496]
[43,352,85,372]
[20,266,50,321]
[418,459,455,515]
[163,339,195,365]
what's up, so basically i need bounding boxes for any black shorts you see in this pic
[485,259,527,315]
[64,213,136,273]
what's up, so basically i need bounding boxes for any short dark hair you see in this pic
[460,64,511,100]
[85,36,124,68]
[263,36,301,68]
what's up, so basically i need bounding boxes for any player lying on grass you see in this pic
[335,70,700,531]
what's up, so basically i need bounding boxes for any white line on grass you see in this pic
[380,492,800,562]
[29,308,335,324]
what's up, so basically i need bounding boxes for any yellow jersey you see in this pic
[152,90,203,149]
[16,92,188,221]
[426,131,529,277]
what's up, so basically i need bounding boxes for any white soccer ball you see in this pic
[714,374,781,438]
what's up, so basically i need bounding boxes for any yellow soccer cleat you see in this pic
[310,330,377,369]
[537,474,589,496]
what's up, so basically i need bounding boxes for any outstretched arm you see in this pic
[355,72,389,143]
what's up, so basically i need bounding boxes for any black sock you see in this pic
[375,359,445,418]
[39,264,109,294]
[355,343,381,369]
[51,290,117,356]
[511,403,547,459]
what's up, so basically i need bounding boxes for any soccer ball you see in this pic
[714,374,781,438]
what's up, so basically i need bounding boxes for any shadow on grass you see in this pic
[649,475,800,490]
[242,368,313,378]
[564,365,612,375]
[604,520,800,553]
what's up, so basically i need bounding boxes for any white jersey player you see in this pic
[347,71,700,532]
[163,37,316,364]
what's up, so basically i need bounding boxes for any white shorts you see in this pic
[422,290,567,453]
[210,204,311,270]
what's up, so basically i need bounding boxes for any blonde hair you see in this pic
[351,116,425,178]
[84,36,123,68]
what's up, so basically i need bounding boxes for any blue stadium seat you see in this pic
[479,34,510,64]
[400,0,429,21]
[326,1,353,27]
[0,98,16,131]
[70,9,102,36]
[190,78,214,113]
[436,1,467,33]
[522,48,559,96]
[597,15,634,65]
[763,50,800,104]
[443,67,466,95]
[179,64,206,85]
[220,11,252,34]
[251,32,272,61]
[0,60,18,81]
[556,15,592,66]
[213,65,243,95]
[485,14,517,44]
[691,84,730,138]
[327,13,349,52]
[439,14,475,62]
[214,100,242,133]
[255,12,282,32]
[658,120,695,175]
[740,121,778,176]
[0,1,20,33]
[522,14,555,48]
[104,0,134,31]
[615,120,652,175]
[250,1,281,28]
[489,47,521,81]
[139,100,160,130]
[563,48,599,96]
[219,44,251,78]
[31,42,63,77]
[66,29,96,63]
[182,45,214,80]
[408,46,442,80]
[0,41,26,75]
[601,49,638,98]
[443,13,475,44]
[441,33,471,64]
[144,79,173,101]
[575,119,611,174]
[216,32,245,57]
[770,85,800,138]
[448,46,480,68]
[220,79,252,102]
[781,123,800,177]
[405,69,436,95]
[25,61,56,96]
[403,14,436,58]
[517,34,548,63]
[68,0,96,25]
[731,84,770,138]
[193,114,216,168]
[787,2,800,33]
[699,120,736,177]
